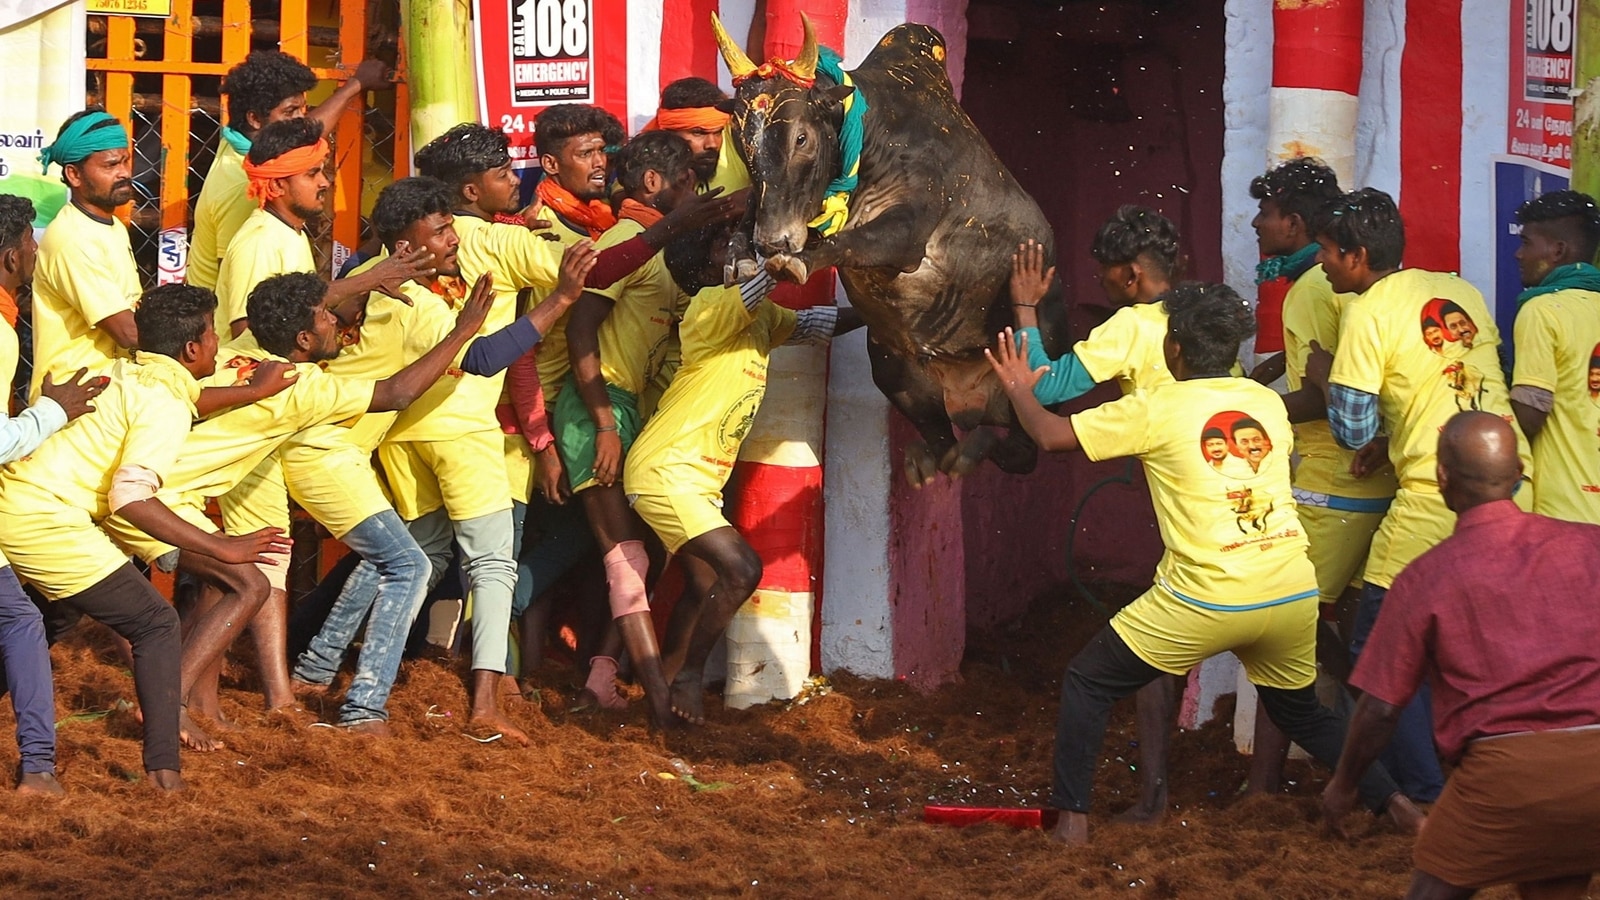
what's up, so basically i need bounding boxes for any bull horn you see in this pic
[792,13,819,81]
[711,13,757,80]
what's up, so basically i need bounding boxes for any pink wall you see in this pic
[955,0,1226,623]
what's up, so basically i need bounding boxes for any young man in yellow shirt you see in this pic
[988,282,1422,847]
[1509,190,1600,526]
[1009,208,1187,824]
[0,286,290,791]
[190,50,392,291]
[560,132,710,727]
[214,118,429,339]
[1304,188,1534,805]
[30,108,141,398]
[288,178,588,734]
[626,224,856,724]
[0,194,108,795]
[1245,158,1398,795]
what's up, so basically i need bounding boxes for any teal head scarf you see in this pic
[38,111,129,173]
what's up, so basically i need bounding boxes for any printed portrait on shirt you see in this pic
[1201,411,1280,532]
[1420,298,1487,411]
[1588,343,1600,404]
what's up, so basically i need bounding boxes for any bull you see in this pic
[713,15,1069,485]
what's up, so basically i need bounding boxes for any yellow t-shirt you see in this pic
[383,214,561,443]
[0,353,198,598]
[1282,264,1398,502]
[156,343,375,511]
[1073,301,1173,395]
[187,142,253,291]
[625,287,797,497]
[523,216,589,404]
[1513,288,1600,525]
[1072,377,1318,607]
[30,202,141,398]
[214,207,317,336]
[1329,268,1532,586]
[585,218,683,397]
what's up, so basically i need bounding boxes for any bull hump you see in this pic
[865,24,948,72]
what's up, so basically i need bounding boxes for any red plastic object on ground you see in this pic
[922,805,1060,830]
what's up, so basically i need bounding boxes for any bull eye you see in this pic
[795,132,807,147]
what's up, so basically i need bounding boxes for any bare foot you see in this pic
[467,710,530,746]
[1111,787,1167,826]
[668,674,705,727]
[15,772,65,797]
[264,705,318,727]
[1050,810,1089,845]
[1386,794,1426,835]
[146,768,187,792]
[341,720,394,739]
[178,708,222,752]
[190,707,245,734]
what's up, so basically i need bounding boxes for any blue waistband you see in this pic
[1292,488,1393,514]
[1163,579,1320,612]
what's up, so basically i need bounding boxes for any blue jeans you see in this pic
[1350,582,1444,803]
[293,510,430,725]
[0,566,55,773]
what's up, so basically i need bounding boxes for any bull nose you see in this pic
[754,227,805,255]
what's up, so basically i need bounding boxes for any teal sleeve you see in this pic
[1019,327,1097,405]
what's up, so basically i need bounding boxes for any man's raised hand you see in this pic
[351,59,395,92]
[1009,240,1055,307]
[664,186,748,234]
[39,368,108,421]
[555,240,599,300]
[985,327,1048,396]
[456,273,496,334]
[370,243,439,304]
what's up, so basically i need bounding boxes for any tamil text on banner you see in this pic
[1510,0,1576,168]
[0,1,85,229]
[473,0,629,174]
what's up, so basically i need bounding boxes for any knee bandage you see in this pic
[602,541,650,619]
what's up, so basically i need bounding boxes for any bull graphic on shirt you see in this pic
[1227,486,1275,534]
[718,389,765,457]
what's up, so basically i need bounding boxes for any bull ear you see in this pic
[821,84,855,107]
[715,98,738,115]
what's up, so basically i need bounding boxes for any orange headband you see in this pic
[244,139,330,206]
[642,106,730,133]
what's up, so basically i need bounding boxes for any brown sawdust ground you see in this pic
[0,584,1521,899]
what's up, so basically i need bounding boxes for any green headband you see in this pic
[39,112,129,173]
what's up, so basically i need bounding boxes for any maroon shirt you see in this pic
[1351,499,1600,761]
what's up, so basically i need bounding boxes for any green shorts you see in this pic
[552,373,642,493]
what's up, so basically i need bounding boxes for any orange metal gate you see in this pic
[85,0,409,282]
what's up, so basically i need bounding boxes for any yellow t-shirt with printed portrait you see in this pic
[1072,376,1318,608]
[29,202,141,398]
[1073,300,1174,395]
[384,214,561,443]
[585,219,682,398]
[214,207,317,336]
[187,141,253,291]
[1282,264,1398,501]
[0,353,198,599]
[1513,288,1600,525]
[624,287,797,498]
[1328,268,1533,586]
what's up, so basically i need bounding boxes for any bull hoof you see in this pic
[902,441,941,489]
[731,257,761,283]
[939,429,999,480]
[765,252,811,284]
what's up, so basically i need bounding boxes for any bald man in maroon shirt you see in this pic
[1322,411,1600,900]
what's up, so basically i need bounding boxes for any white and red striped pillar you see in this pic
[721,0,848,707]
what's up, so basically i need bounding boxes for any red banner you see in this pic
[473,0,630,169]
[1508,0,1574,168]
